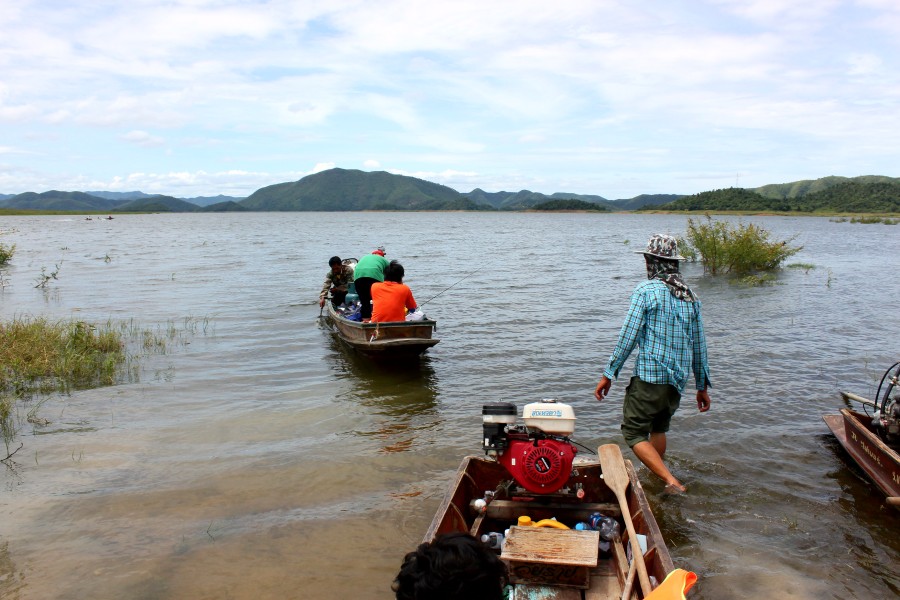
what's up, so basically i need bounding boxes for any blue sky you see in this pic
[2,0,899,199]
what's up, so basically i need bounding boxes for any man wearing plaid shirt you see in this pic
[595,234,711,494]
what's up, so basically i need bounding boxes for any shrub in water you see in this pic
[684,214,802,276]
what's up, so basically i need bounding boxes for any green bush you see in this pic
[683,215,802,275]
[0,242,14,265]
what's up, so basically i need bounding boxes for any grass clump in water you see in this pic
[1,318,126,460]
[0,318,125,396]
[682,214,802,277]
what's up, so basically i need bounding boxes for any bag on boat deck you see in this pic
[405,308,426,321]
[645,569,697,600]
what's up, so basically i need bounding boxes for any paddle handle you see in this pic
[618,490,653,595]
[620,550,637,600]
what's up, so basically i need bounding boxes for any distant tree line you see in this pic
[653,182,900,213]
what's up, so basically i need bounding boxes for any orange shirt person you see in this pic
[371,260,417,323]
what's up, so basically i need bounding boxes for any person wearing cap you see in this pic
[594,233,711,494]
[353,247,389,321]
[318,256,355,308]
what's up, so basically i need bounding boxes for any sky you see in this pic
[2,0,899,200]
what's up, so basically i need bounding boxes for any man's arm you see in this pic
[691,301,711,392]
[603,288,646,381]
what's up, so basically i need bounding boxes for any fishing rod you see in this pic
[419,265,486,307]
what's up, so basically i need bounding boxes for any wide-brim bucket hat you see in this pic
[634,233,686,261]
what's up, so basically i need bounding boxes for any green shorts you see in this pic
[621,377,681,448]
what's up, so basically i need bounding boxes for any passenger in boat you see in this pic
[353,246,389,321]
[318,256,355,308]
[594,233,711,494]
[392,532,508,600]
[371,260,418,323]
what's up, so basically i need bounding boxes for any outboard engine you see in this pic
[874,362,900,445]
[482,399,578,494]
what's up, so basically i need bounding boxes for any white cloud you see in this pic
[1,0,899,197]
[121,130,166,147]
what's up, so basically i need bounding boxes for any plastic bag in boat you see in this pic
[405,308,426,321]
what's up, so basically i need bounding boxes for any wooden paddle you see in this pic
[599,444,653,597]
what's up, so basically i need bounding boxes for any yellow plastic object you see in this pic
[515,516,570,529]
[645,569,697,600]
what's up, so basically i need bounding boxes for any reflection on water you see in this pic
[321,325,441,454]
[1,212,899,599]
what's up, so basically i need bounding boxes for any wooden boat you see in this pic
[823,406,900,505]
[324,301,439,357]
[425,454,676,599]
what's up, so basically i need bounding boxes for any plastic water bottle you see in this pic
[481,532,505,550]
[597,517,620,541]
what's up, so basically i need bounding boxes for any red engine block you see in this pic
[498,438,578,494]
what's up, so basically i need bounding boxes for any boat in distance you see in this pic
[324,301,439,357]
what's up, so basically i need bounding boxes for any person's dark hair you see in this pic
[329,256,342,267]
[384,260,405,283]
[392,532,508,600]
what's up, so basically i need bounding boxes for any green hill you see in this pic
[654,188,779,211]
[114,196,200,212]
[612,194,683,211]
[529,199,608,211]
[751,175,900,199]
[797,181,900,212]
[1,191,123,211]
[241,168,464,210]
[656,181,900,213]
[199,200,250,212]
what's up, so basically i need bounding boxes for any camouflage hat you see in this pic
[635,233,686,261]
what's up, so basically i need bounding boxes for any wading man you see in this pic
[594,234,711,493]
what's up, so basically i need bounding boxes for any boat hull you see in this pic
[324,302,438,357]
[425,455,675,599]
[823,408,900,499]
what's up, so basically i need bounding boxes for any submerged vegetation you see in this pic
[0,228,15,266]
[1,316,210,461]
[681,215,802,277]
[830,216,900,225]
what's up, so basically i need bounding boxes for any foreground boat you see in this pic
[422,400,686,599]
[823,361,900,508]
[324,301,438,357]
[426,455,675,599]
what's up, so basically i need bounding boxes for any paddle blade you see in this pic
[598,443,630,495]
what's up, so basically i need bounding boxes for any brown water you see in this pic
[1,212,898,599]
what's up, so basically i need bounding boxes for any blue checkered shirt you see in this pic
[603,279,711,393]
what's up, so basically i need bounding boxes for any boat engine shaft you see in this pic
[482,400,578,494]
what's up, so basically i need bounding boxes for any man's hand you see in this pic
[594,376,612,402]
[696,389,711,412]
[319,298,326,308]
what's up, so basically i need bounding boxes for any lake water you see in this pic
[0,212,898,599]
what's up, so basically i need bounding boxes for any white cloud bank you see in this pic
[1,0,899,198]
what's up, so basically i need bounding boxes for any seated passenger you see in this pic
[371,260,417,323]
[392,532,508,600]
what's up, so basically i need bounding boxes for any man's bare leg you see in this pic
[632,438,685,493]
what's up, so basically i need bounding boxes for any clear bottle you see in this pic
[480,532,505,550]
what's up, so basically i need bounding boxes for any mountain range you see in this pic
[1,169,898,213]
